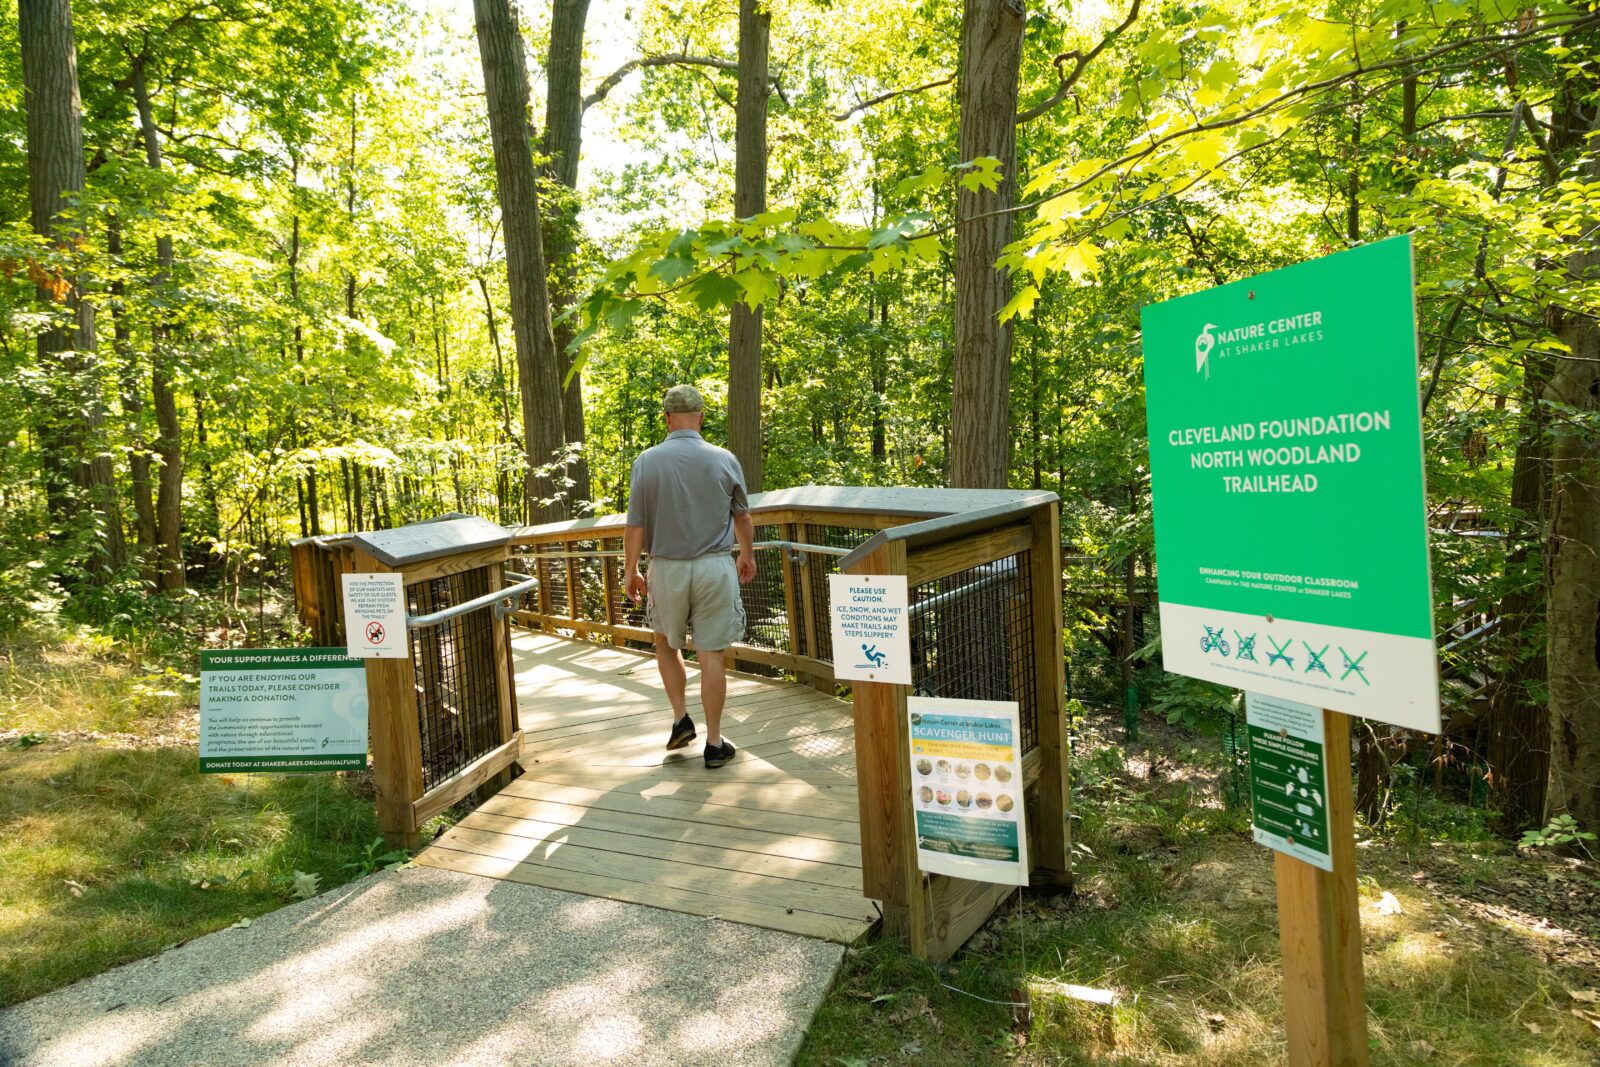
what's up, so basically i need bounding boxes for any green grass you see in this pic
[0,617,405,1008]
[798,732,1600,1066]
[1,621,194,736]
[0,744,387,1006]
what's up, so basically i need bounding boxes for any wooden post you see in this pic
[354,549,423,849]
[848,541,923,942]
[602,538,619,627]
[1276,709,1369,1067]
[1027,501,1072,883]
[566,542,581,623]
[779,521,804,659]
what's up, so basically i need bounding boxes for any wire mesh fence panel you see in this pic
[909,551,1039,752]
[572,540,607,624]
[801,526,878,663]
[740,525,792,652]
[408,567,504,792]
[539,547,571,618]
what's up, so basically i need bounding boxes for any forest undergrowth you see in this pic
[0,589,415,1007]
[799,714,1600,1066]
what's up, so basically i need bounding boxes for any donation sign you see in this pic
[200,648,368,773]
[1141,235,1439,732]
[1245,692,1333,871]
[342,572,408,659]
[828,574,912,685]
[908,696,1029,886]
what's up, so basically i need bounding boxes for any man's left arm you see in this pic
[727,455,755,583]
[733,512,756,583]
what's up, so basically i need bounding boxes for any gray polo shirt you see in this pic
[626,430,750,559]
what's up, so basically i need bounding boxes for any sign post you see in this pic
[1142,236,1439,1067]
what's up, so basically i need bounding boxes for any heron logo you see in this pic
[1195,323,1217,378]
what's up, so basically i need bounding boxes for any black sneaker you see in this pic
[666,714,696,751]
[704,740,736,769]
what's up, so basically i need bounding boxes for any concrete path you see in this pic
[0,866,845,1067]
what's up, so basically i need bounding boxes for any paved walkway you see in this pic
[0,865,844,1067]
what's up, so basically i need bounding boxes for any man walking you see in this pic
[625,385,757,768]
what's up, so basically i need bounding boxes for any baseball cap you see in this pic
[662,384,704,413]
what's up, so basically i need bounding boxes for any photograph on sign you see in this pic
[908,696,1029,886]
[200,648,368,774]
[342,572,409,659]
[1141,236,1439,732]
[828,573,912,685]
[1244,692,1333,872]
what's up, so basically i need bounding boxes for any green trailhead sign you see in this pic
[1246,692,1332,871]
[200,648,368,773]
[1141,236,1439,732]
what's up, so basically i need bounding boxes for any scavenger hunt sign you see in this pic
[200,648,368,773]
[1141,236,1439,732]
[908,697,1029,886]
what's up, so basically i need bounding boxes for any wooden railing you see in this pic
[291,518,525,847]
[509,485,1073,959]
[292,488,1072,957]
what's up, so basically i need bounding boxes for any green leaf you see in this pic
[685,273,743,312]
[998,284,1039,323]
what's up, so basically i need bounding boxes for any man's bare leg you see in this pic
[699,649,726,747]
[654,634,690,726]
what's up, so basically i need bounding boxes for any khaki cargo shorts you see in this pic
[645,552,746,651]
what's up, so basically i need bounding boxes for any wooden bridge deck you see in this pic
[413,631,878,943]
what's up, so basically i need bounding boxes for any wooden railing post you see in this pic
[353,547,424,849]
[1028,500,1072,884]
[848,540,924,945]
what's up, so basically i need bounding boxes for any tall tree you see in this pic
[473,0,568,523]
[129,49,184,590]
[540,0,591,506]
[1542,52,1600,827]
[728,0,771,492]
[950,0,1024,489]
[19,0,125,571]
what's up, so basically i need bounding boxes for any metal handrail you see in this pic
[509,540,850,560]
[407,576,540,632]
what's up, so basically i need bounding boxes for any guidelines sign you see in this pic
[200,648,369,773]
[908,697,1029,886]
[1142,236,1439,732]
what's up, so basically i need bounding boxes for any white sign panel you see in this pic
[200,648,368,773]
[909,696,1029,886]
[342,572,408,659]
[828,574,912,684]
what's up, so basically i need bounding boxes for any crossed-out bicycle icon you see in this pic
[1199,625,1230,656]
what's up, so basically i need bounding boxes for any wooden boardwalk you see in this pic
[413,631,878,942]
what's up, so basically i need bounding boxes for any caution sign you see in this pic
[828,574,912,685]
[342,572,408,659]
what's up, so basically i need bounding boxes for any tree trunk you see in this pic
[727,0,770,492]
[20,0,125,572]
[541,0,591,507]
[1488,421,1551,831]
[1544,206,1600,828]
[951,0,1025,489]
[474,0,568,523]
[871,290,888,462]
[1539,47,1600,828]
[133,56,185,591]
[107,213,157,576]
